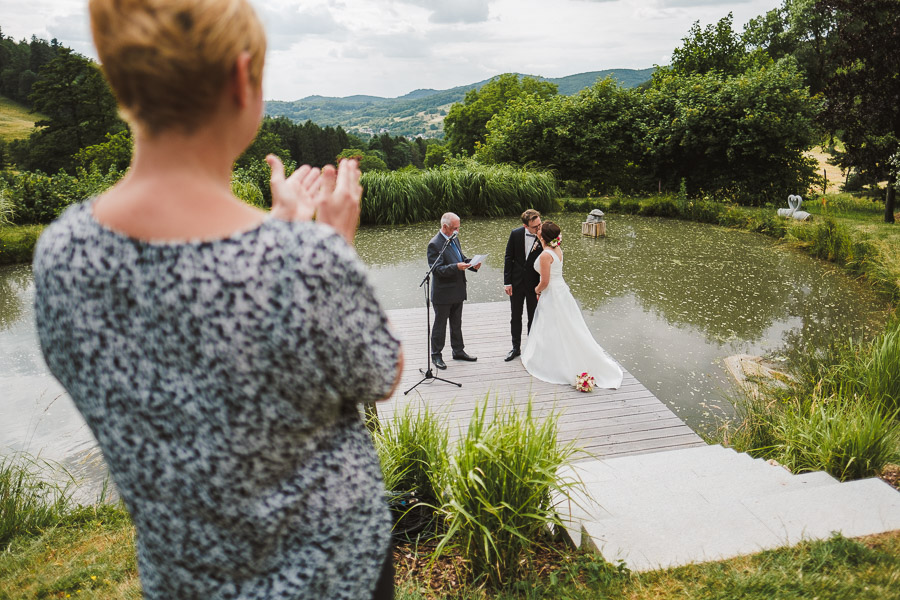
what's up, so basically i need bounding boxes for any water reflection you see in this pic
[0,215,890,491]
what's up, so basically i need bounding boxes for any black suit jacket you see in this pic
[504,226,543,293]
[428,232,471,304]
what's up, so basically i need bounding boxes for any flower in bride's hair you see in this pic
[575,372,595,392]
[549,235,561,248]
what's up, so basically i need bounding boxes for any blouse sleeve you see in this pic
[287,225,401,405]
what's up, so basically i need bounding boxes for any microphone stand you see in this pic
[404,234,462,395]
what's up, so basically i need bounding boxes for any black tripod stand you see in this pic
[405,236,462,395]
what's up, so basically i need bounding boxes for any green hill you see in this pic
[0,95,41,142]
[264,68,655,139]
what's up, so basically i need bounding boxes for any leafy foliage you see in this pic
[643,58,819,204]
[9,48,124,174]
[818,0,900,222]
[444,73,558,156]
[478,78,647,193]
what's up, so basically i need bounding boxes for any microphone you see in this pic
[450,232,458,239]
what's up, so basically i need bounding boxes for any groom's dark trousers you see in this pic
[504,226,543,350]
[428,232,471,357]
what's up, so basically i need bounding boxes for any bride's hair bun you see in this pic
[540,222,561,244]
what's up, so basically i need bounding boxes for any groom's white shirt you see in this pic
[525,231,538,258]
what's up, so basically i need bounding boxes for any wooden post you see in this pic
[581,221,607,237]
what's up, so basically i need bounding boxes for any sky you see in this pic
[2,0,783,101]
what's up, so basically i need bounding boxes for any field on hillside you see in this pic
[0,96,40,142]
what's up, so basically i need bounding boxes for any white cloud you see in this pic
[3,0,783,100]
[398,0,493,24]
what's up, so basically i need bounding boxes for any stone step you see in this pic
[555,447,900,571]
[577,478,900,572]
[565,444,751,485]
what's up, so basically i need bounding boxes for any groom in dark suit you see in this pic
[503,209,543,361]
[428,212,479,370]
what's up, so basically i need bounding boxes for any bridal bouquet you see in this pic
[575,372,595,392]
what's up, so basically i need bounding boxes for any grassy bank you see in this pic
[4,502,899,599]
[0,224,44,265]
[0,96,41,142]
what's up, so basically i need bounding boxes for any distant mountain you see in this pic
[264,68,655,139]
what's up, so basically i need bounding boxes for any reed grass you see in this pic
[0,454,75,547]
[433,397,578,587]
[371,402,449,501]
[773,393,900,481]
[361,161,558,225]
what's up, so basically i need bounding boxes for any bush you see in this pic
[639,196,680,218]
[0,166,123,225]
[434,398,577,587]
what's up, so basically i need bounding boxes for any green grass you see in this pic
[0,96,41,142]
[0,503,140,600]
[0,455,75,547]
[397,532,900,599]
[0,224,44,265]
[434,397,578,587]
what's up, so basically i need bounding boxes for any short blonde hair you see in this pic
[89,0,266,135]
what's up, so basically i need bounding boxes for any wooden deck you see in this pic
[377,302,705,459]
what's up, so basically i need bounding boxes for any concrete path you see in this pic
[555,444,900,572]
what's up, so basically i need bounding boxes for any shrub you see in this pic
[639,196,680,218]
[434,397,577,587]
[0,166,123,225]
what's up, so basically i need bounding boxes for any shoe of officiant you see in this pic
[452,351,477,362]
[432,354,447,370]
[505,348,521,362]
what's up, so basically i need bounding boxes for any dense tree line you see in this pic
[0,29,61,106]
[443,2,899,217]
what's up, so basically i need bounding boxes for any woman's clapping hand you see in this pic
[267,155,362,244]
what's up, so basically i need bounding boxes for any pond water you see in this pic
[0,213,890,499]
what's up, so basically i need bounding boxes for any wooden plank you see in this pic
[379,302,704,458]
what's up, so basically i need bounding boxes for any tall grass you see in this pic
[361,160,558,225]
[0,454,75,546]
[372,402,449,501]
[721,319,900,480]
[434,397,577,587]
[774,393,900,481]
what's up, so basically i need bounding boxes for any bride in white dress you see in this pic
[521,221,623,389]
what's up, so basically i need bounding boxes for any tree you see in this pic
[424,144,449,168]
[443,73,557,156]
[644,58,819,204]
[16,48,122,173]
[743,0,837,95]
[478,78,646,193]
[818,0,900,222]
[670,13,761,77]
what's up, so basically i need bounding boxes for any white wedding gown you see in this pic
[521,250,623,389]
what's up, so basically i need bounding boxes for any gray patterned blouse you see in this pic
[33,200,401,599]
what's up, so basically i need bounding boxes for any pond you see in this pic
[0,213,890,498]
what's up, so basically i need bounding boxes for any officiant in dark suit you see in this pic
[503,209,543,361]
[428,212,479,370]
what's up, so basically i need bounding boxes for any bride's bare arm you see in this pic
[535,252,552,296]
